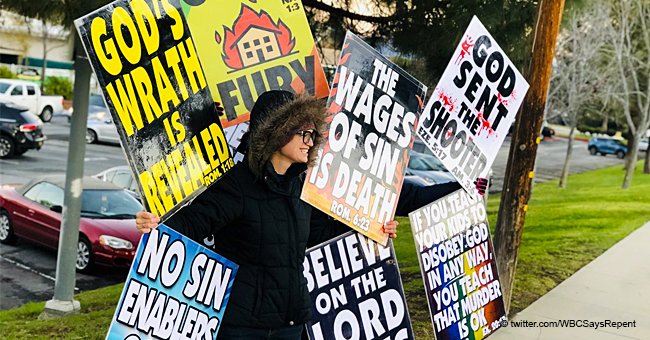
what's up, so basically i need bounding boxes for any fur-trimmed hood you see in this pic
[247,92,327,178]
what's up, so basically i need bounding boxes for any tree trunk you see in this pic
[622,133,641,188]
[643,137,650,174]
[40,19,48,92]
[493,0,566,314]
[559,125,576,188]
[600,113,609,131]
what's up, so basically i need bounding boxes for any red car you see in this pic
[0,175,143,272]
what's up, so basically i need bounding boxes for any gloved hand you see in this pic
[215,101,225,116]
[474,177,489,196]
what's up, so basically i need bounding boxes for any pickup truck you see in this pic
[0,79,63,122]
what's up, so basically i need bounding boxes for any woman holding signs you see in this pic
[136,90,485,339]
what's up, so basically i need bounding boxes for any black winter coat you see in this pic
[166,159,345,329]
[166,160,462,329]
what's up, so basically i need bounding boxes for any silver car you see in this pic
[406,151,457,185]
[86,113,120,144]
[94,165,140,199]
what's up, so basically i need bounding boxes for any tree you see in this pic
[547,4,612,188]
[605,0,650,185]
[304,0,540,79]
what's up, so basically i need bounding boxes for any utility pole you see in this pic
[493,0,565,313]
[41,34,91,318]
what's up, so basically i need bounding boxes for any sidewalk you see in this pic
[490,221,650,340]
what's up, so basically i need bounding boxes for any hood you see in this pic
[248,94,327,178]
[81,218,142,246]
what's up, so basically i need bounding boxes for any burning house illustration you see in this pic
[216,5,297,70]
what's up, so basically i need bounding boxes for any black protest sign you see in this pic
[75,0,234,219]
[302,31,427,246]
[304,231,414,340]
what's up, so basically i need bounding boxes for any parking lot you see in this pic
[0,115,630,309]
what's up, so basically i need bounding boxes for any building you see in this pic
[0,10,74,77]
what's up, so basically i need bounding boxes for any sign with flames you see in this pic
[301,32,427,246]
[182,0,329,128]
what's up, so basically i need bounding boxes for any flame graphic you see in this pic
[220,5,296,70]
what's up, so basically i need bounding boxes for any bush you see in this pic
[0,66,16,79]
[44,76,73,99]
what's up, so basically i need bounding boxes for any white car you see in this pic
[639,139,648,152]
[0,79,63,122]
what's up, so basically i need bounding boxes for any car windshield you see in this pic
[0,82,10,94]
[19,111,42,124]
[409,153,448,172]
[89,95,106,107]
[80,189,142,219]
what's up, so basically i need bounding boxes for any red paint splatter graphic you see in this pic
[446,127,454,139]
[477,112,496,137]
[437,90,456,113]
[497,90,516,107]
[455,35,474,65]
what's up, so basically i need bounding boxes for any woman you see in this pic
[136,90,487,339]
[136,90,397,339]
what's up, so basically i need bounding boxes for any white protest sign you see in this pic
[417,16,529,192]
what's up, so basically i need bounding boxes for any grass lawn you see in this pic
[1,162,649,339]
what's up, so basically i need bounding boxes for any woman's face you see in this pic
[278,129,316,164]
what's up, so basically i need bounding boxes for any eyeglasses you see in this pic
[296,130,317,144]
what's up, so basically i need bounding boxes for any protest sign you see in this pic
[416,16,529,193]
[75,0,234,220]
[106,225,238,340]
[409,189,506,340]
[302,31,427,246]
[304,231,414,340]
[181,0,330,128]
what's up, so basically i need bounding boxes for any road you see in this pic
[489,136,624,192]
[0,115,129,310]
[0,116,629,310]
[1,115,128,186]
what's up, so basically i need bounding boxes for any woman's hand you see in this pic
[383,220,398,239]
[135,210,160,234]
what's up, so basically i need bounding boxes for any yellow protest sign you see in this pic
[182,0,329,127]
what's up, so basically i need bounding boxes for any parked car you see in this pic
[0,78,63,122]
[63,93,109,123]
[86,114,120,144]
[94,165,141,199]
[16,67,41,83]
[0,175,142,272]
[508,121,556,140]
[406,151,457,185]
[411,138,494,185]
[639,138,648,152]
[588,137,627,159]
[0,100,46,158]
[541,125,555,139]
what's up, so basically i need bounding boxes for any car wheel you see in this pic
[0,135,15,158]
[0,210,18,245]
[40,106,53,123]
[616,150,625,159]
[86,129,97,144]
[76,236,94,273]
[588,146,597,155]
